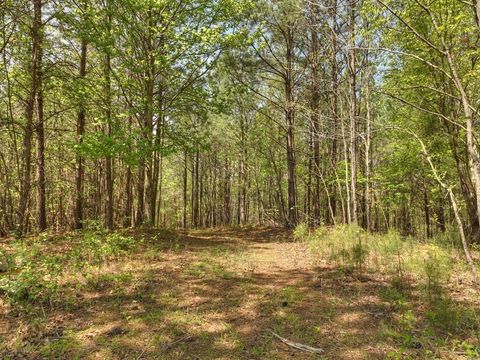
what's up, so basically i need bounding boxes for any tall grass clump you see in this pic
[300,224,465,286]
[293,222,310,241]
[295,224,368,270]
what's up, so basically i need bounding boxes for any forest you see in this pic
[1,0,480,358]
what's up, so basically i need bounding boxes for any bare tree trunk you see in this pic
[473,0,480,27]
[104,2,114,230]
[309,1,321,226]
[348,0,358,225]
[35,13,46,232]
[341,114,351,223]
[183,151,188,228]
[364,62,372,231]
[423,180,431,238]
[18,0,42,234]
[135,158,145,226]
[193,150,200,227]
[329,0,339,224]
[144,7,157,226]
[123,163,132,227]
[285,27,297,228]
[74,39,87,230]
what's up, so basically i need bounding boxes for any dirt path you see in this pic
[0,228,468,359]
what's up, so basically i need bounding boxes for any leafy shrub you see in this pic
[352,240,368,270]
[0,231,136,308]
[74,231,136,265]
[0,244,62,307]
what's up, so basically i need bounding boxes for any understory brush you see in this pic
[0,230,136,309]
[299,223,468,284]
[297,223,480,355]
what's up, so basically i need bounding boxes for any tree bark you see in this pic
[285,26,297,228]
[183,151,188,228]
[18,0,42,234]
[309,1,321,226]
[348,0,358,225]
[74,39,87,230]
[104,2,114,230]
[35,6,46,232]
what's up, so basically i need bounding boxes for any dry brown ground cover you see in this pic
[0,227,479,359]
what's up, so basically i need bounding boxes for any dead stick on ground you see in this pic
[267,329,323,354]
[161,335,193,351]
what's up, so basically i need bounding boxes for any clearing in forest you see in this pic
[1,227,479,359]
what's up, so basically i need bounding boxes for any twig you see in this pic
[267,329,323,354]
[161,335,193,351]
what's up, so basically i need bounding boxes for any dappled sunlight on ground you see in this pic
[1,227,479,359]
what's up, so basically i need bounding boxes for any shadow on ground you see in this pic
[1,227,478,359]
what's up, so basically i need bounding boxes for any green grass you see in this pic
[299,223,470,284]
[184,259,235,279]
[296,223,480,358]
[39,332,80,359]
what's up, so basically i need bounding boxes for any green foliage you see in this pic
[304,225,464,290]
[74,231,136,265]
[0,231,136,309]
[293,223,309,241]
[0,244,62,307]
[303,224,367,270]
[184,259,234,279]
[39,334,79,359]
[85,271,133,291]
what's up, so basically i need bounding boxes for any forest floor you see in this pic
[1,227,479,359]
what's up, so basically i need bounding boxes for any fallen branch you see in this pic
[267,329,323,354]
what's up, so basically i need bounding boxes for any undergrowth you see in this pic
[295,223,480,357]
[0,230,137,309]
[297,223,471,283]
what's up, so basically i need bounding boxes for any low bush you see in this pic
[0,231,137,309]
[0,243,62,307]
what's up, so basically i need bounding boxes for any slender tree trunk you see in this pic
[239,112,247,225]
[194,150,200,227]
[183,151,188,228]
[309,1,321,226]
[135,161,145,226]
[474,0,480,27]
[18,0,42,234]
[104,2,114,230]
[424,179,431,238]
[74,39,87,230]
[123,164,132,227]
[35,16,46,232]
[144,7,157,226]
[364,64,372,231]
[285,28,297,228]
[329,0,339,224]
[341,112,351,223]
[348,0,358,225]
